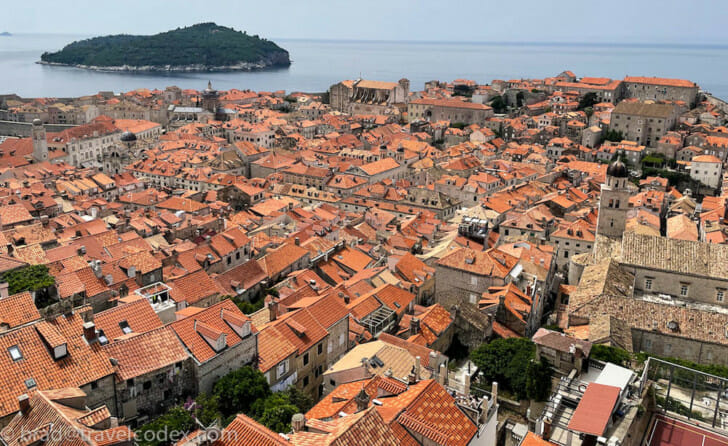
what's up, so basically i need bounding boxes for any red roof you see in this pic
[567,383,621,436]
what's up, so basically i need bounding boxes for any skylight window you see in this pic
[8,346,22,361]
[119,321,132,335]
[25,378,36,389]
[98,330,109,345]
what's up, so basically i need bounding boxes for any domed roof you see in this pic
[32,118,42,126]
[120,131,137,142]
[607,160,628,178]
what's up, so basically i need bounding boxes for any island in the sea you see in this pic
[0,32,11,37]
[38,23,290,72]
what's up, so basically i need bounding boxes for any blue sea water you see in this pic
[1,34,728,99]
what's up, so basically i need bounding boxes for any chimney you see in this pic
[408,365,418,385]
[291,413,305,432]
[410,317,420,335]
[438,363,447,386]
[83,322,97,344]
[464,372,471,396]
[414,356,421,381]
[294,237,300,246]
[354,387,369,412]
[90,260,103,279]
[0,282,8,299]
[491,381,498,403]
[18,394,30,415]
[268,300,279,321]
[542,417,552,441]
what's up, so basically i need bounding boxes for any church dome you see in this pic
[120,131,137,143]
[607,159,628,178]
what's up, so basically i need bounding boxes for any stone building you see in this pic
[170,300,258,394]
[595,160,630,239]
[622,76,699,107]
[407,98,494,125]
[609,102,680,147]
[567,260,728,366]
[329,78,409,114]
[435,247,520,305]
[31,119,48,162]
[616,232,728,306]
[104,327,195,426]
[689,154,723,189]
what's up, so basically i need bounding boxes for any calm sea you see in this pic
[2,33,728,100]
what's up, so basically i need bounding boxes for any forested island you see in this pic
[38,23,290,72]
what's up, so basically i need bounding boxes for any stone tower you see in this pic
[202,81,219,114]
[31,119,48,162]
[596,160,631,238]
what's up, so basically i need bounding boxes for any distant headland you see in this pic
[0,32,11,37]
[37,23,290,72]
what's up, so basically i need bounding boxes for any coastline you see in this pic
[36,59,291,73]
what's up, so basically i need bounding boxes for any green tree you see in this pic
[578,92,598,110]
[282,386,314,414]
[251,392,299,433]
[470,337,552,401]
[136,406,195,446]
[603,129,625,142]
[490,95,507,114]
[213,366,271,417]
[1,264,55,295]
[590,345,632,367]
[526,358,553,402]
[192,393,222,427]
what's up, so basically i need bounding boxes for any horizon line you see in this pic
[5,33,728,49]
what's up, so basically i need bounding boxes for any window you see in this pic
[665,344,672,353]
[644,338,652,349]
[718,290,725,302]
[469,293,477,304]
[680,285,689,297]
[25,378,37,389]
[339,333,346,346]
[8,346,22,361]
[119,321,132,335]
[277,360,288,377]
[303,352,310,366]
[303,376,309,387]
[645,278,653,290]
[143,381,152,390]
[470,276,478,286]
[317,343,323,355]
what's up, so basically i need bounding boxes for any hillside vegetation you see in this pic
[40,23,290,70]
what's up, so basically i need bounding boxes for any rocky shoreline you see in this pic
[37,58,291,73]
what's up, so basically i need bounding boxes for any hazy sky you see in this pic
[5,0,727,44]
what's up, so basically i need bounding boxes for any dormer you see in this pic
[194,321,227,352]
[36,322,68,360]
[286,319,307,338]
[221,309,251,338]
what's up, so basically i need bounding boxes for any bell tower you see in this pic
[31,119,48,162]
[596,160,631,238]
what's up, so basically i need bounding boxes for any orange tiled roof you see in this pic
[171,299,256,364]
[0,292,41,329]
[0,313,115,418]
[93,298,163,343]
[103,326,188,381]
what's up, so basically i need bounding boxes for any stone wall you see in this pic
[197,333,258,394]
[632,328,728,366]
[0,120,76,137]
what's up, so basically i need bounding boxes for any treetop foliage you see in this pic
[41,23,290,68]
